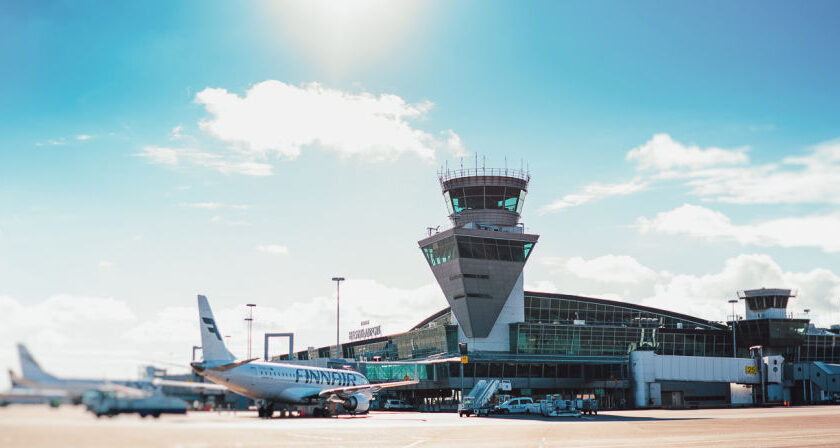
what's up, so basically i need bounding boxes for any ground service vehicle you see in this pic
[494,397,540,414]
[383,399,412,410]
[539,395,582,418]
[83,388,188,418]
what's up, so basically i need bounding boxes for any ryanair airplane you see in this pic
[189,295,417,417]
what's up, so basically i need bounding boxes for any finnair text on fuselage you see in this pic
[296,369,359,386]
[247,364,367,388]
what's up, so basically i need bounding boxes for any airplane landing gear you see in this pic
[257,402,274,419]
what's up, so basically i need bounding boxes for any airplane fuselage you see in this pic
[196,361,369,404]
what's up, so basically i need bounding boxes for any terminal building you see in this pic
[273,166,840,410]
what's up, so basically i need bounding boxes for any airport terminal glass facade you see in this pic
[421,236,534,267]
[512,293,732,357]
[799,334,840,363]
[392,324,458,360]
[444,186,526,214]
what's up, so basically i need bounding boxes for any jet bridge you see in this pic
[791,362,840,403]
[631,351,771,407]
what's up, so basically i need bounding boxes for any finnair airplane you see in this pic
[12,344,136,402]
[190,295,417,417]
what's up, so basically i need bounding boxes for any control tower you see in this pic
[418,166,539,351]
[734,288,808,355]
[738,288,797,320]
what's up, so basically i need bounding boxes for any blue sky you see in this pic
[1,1,839,381]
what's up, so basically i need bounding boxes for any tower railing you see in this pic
[438,167,530,183]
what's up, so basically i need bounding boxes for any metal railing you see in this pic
[438,167,530,183]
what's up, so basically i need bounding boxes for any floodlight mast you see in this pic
[332,277,345,358]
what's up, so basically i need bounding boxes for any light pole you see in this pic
[246,303,256,359]
[332,277,345,359]
[728,299,738,357]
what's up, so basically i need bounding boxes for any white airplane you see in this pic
[190,295,417,417]
[12,343,138,403]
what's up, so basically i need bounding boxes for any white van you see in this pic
[494,397,539,414]
[383,399,412,410]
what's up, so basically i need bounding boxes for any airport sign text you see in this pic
[349,325,381,341]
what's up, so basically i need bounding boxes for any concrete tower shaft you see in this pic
[420,167,539,341]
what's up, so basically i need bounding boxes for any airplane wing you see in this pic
[315,380,419,399]
[0,386,68,401]
[150,378,229,391]
[98,382,152,399]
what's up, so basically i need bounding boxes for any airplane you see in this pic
[11,343,220,405]
[0,369,68,407]
[11,343,132,403]
[190,294,418,418]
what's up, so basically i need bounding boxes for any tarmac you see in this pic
[2,405,840,447]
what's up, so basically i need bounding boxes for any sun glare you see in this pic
[261,0,426,76]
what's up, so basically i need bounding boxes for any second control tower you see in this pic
[418,166,539,351]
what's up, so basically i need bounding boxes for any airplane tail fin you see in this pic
[17,344,57,382]
[196,295,236,363]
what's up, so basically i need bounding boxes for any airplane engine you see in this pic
[342,394,370,413]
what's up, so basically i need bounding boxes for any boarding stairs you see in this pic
[459,379,510,416]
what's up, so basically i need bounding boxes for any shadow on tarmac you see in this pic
[477,413,706,422]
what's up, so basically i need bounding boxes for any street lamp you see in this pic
[728,299,738,357]
[246,303,256,359]
[332,277,345,359]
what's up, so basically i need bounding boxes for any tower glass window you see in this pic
[444,186,527,214]
[421,235,535,267]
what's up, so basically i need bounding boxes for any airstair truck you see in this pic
[458,379,511,417]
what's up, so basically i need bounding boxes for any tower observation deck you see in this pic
[418,166,539,344]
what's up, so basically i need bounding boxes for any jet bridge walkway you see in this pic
[792,362,840,402]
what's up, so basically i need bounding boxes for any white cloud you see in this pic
[209,216,250,226]
[442,129,467,157]
[639,254,840,325]
[0,280,446,387]
[138,146,179,166]
[627,133,749,171]
[183,202,222,209]
[35,139,66,147]
[0,294,139,385]
[183,203,250,212]
[98,260,113,270]
[170,125,184,140]
[256,244,289,255]
[637,204,840,253]
[682,139,840,205]
[539,178,648,213]
[524,280,560,293]
[564,255,659,283]
[194,80,449,162]
[137,146,273,176]
[533,253,840,327]
[76,134,93,141]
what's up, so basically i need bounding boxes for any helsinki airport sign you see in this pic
[349,324,381,341]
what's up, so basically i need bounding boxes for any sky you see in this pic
[1,0,840,384]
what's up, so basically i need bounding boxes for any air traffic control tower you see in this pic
[418,166,539,352]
